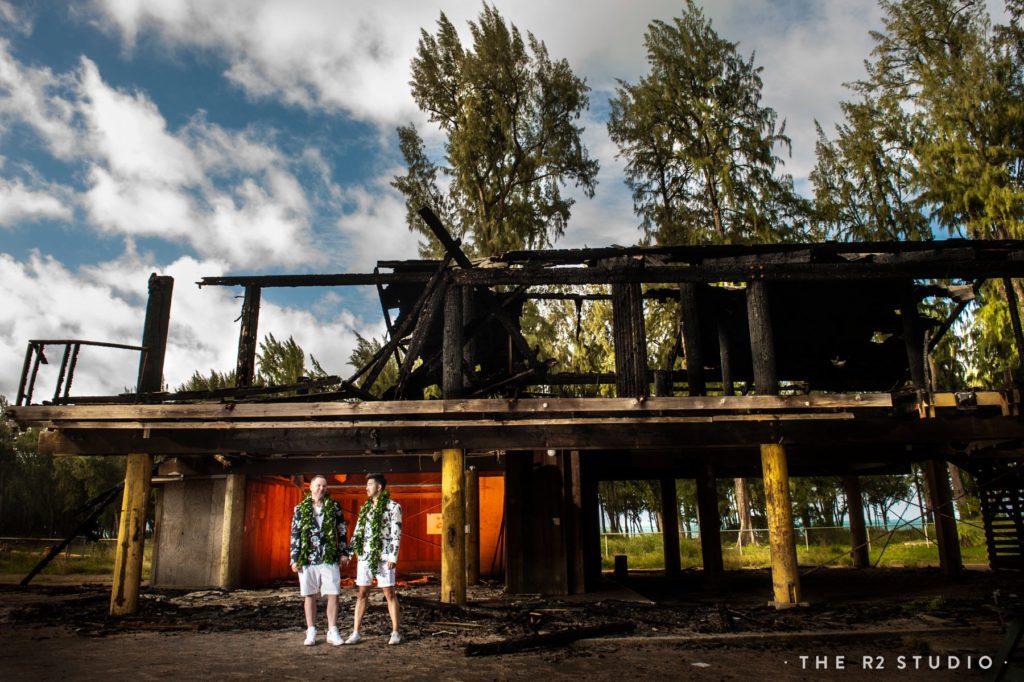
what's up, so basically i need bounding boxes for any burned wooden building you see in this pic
[9,211,1024,615]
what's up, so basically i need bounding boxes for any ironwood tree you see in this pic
[811,0,1024,242]
[393,4,599,257]
[607,0,808,246]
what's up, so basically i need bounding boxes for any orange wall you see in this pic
[241,478,304,585]
[241,473,504,586]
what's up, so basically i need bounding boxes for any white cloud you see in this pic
[78,58,201,185]
[0,178,72,226]
[334,170,419,271]
[0,39,78,158]
[71,55,324,268]
[0,1,33,35]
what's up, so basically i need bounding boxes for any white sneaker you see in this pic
[388,631,402,645]
[344,631,362,645]
[303,626,317,646]
[326,626,342,646]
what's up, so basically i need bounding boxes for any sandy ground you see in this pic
[0,568,1020,681]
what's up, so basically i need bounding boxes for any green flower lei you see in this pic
[352,489,391,569]
[296,494,340,569]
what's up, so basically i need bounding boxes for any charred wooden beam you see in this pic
[394,281,447,399]
[200,272,430,287]
[496,238,1024,266]
[358,254,452,393]
[419,207,542,373]
[451,260,1024,286]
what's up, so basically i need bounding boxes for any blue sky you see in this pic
[2,0,982,400]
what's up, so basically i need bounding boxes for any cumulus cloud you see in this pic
[0,177,72,226]
[74,56,325,268]
[0,1,34,36]
[0,250,380,400]
[334,170,419,271]
[0,38,78,158]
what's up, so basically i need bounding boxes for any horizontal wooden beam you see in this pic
[33,412,1024,457]
[9,393,898,425]
[451,260,1024,286]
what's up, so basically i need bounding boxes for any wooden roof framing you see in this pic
[8,216,1024,477]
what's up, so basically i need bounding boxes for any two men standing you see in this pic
[289,473,402,646]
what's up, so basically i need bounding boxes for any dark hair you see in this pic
[367,473,387,489]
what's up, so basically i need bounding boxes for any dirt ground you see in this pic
[0,567,1021,681]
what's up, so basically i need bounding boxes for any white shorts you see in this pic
[298,563,341,597]
[356,559,396,588]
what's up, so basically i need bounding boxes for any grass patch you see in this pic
[0,540,151,578]
[600,526,991,571]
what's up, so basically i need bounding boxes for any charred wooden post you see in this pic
[235,284,261,387]
[843,475,870,569]
[111,274,172,616]
[441,282,467,604]
[924,460,963,577]
[567,450,586,595]
[747,280,801,607]
[465,466,480,586]
[660,478,681,577]
[747,281,778,394]
[695,463,723,577]
[218,473,246,588]
[612,280,648,397]
[679,283,705,396]
[443,281,464,399]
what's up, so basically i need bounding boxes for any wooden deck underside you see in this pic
[9,392,1024,477]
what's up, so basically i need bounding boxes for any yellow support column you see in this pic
[110,453,153,615]
[441,448,466,605]
[110,274,172,616]
[761,443,802,608]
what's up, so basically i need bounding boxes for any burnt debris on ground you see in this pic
[3,568,1021,656]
